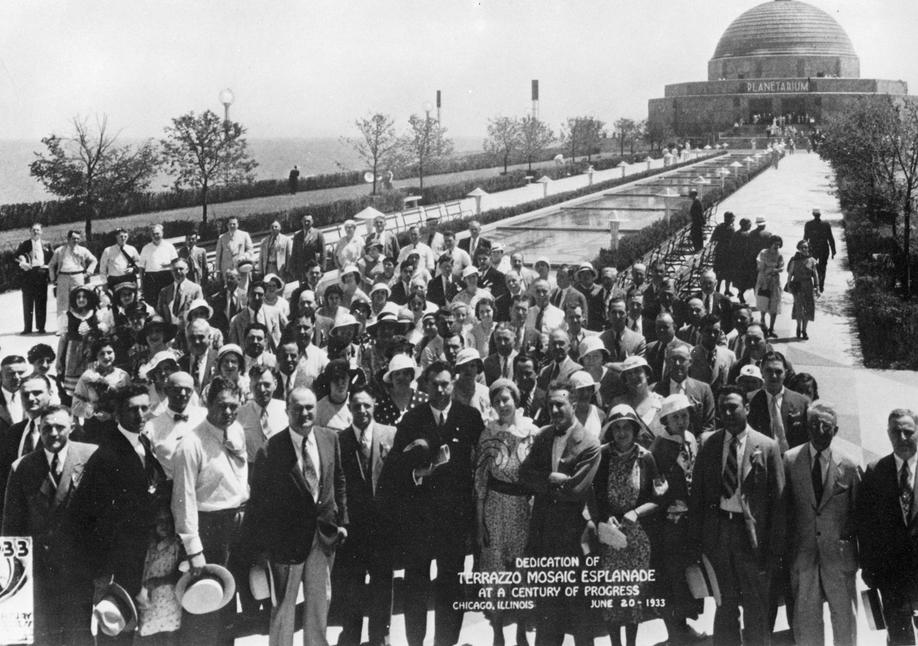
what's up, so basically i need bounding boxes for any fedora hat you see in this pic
[685,554,721,606]
[175,564,236,615]
[91,582,138,637]
[382,354,421,384]
[249,562,276,604]
[755,216,767,226]
[401,437,432,468]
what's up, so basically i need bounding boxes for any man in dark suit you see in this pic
[688,314,737,398]
[178,230,209,287]
[536,330,582,392]
[0,373,52,517]
[245,386,348,646]
[519,380,601,645]
[457,220,490,261]
[575,262,606,331]
[803,208,836,292]
[378,361,484,646]
[15,223,53,334]
[156,257,204,326]
[747,351,810,453]
[287,213,327,279]
[690,385,785,646]
[550,264,588,313]
[476,248,506,298]
[427,254,460,307]
[0,355,29,435]
[695,269,734,332]
[366,214,400,262]
[3,405,96,646]
[208,268,244,336]
[493,271,528,322]
[857,408,918,646]
[514,353,546,422]
[600,296,647,362]
[484,324,518,385]
[388,260,416,306]
[644,312,692,383]
[68,383,167,645]
[332,386,395,646]
[653,345,716,437]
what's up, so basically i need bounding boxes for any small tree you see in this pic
[160,109,258,225]
[518,115,554,172]
[397,113,453,191]
[483,116,522,174]
[29,116,158,240]
[644,120,675,152]
[344,112,398,195]
[614,118,639,156]
[562,116,605,169]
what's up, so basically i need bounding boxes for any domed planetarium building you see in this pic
[648,0,911,141]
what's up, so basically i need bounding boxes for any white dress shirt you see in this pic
[44,443,68,479]
[143,405,207,479]
[237,398,288,462]
[139,240,178,271]
[3,388,23,426]
[669,379,687,396]
[17,417,41,458]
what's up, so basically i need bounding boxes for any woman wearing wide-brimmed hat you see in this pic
[610,355,662,444]
[71,335,130,420]
[451,348,491,419]
[578,336,618,410]
[474,378,536,646]
[569,370,606,440]
[202,344,250,402]
[649,394,706,644]
[373,354,427,426]
[589,404,664,646]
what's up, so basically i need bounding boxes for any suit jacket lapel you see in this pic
[741,430,755,480]
[52,447,82,511]
[910,458,918,526]
[371,428,385,494]
[286,432,311,496]
[819,450,839,511]
[794,447,817,508]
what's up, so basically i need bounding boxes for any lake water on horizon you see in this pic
[0,135,483,205]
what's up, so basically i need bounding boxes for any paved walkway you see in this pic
[1,152,906,645]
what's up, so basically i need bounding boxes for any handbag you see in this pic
[783,279,798,294]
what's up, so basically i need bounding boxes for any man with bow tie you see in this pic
[857,409,918,646]
[3,405,96,646]
[143,371,205,479]
[244,387,348,646]
[69,383,167,645]
[0,372,52,516]
[378,361,484,646]
[333,386,395,646]
[784,402,859,646]
[172,375,249,645]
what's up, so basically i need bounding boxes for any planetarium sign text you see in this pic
[741,80,813,94]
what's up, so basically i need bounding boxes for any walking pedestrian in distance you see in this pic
[803,209,836,292]
[689,189,704,252]
[288,165,300,194]
[785,240,819,340]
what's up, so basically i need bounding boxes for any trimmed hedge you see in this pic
[0,152,711,294]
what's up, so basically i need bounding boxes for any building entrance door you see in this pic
[749,98,774,125]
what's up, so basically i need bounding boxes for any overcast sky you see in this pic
[0,0,915,141]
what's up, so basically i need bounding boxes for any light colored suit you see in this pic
[784,444,860,646]
[215,230,254,274]
[156,279,204,325]
[228,306,284,349]
[258,232,294,277]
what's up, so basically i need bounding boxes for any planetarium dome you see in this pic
[707,0,860,80]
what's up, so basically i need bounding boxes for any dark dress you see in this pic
[730,231,756,290]
[649,433,703,622]
[786,252,817,322]
[590,444,661,624]
[710,223,735,280]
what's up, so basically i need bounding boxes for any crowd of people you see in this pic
[1,205,911,646]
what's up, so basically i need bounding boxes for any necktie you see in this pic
[260,406,270,438]
[524,390,534,416]
[192,356,202,387]
[171,285,182,318]
[551,290,562,307]
[501,356,510,379]
[302,435,319,499]
[535,307,545,332]
[22,421,35,456]
[48,453,60,490]
[722,435,739,499]
[173,413,189,422]
[359,427,371,476]
[770,395,788,452]
[901,462,913,521]
[138,433,150,469]
[706,295,713,313]
[812,450,824,503]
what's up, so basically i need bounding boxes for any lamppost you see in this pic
[219,88,235,124]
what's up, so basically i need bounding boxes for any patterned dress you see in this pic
[61,310,103,397]
[786,253,818,322]
[593,444,659,625]
[374,388,429,426]
[137,536,182,637]
[474,415,536,573]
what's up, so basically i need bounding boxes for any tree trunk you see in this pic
[620,136,624,157]
[201,181,209,225]
[906,195,913,298]
[84,202,93,241]
[419,160,424,191]
[503,153,509,174]
[371,159,378,195]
